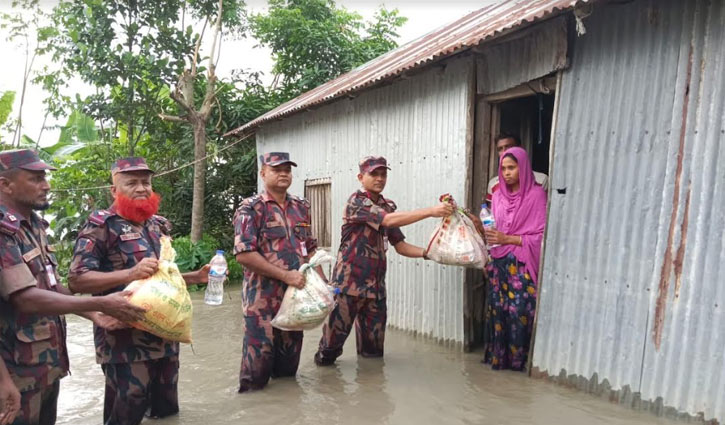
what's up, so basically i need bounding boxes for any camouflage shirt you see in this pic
[0,205,69,392]
[69,206,179,364]
[331,190,405,300]
[233,192,318,316]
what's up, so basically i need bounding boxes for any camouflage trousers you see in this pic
[100,356,179,425]
[239,315,303,393]
[315,294,387,365]
[12,381,59,425]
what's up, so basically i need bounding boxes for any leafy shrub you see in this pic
[172,234,218,273]
[172,234,244,291]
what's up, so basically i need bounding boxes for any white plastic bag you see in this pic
[271,250,336,331]
[425,196,488,269]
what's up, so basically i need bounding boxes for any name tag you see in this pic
[300,241,308,257]
[22,248,41,262]
[46,265,57,287]
[120,233,142,241]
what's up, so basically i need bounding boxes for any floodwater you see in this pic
[58,290,676,425]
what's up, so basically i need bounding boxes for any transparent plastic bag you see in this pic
[271,250,336,331]
[125,236,193,343]
[425,195,488,269]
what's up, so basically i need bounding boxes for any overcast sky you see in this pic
[0,1,496,146]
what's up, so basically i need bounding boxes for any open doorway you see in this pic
[496,94,555,177]
[465,75,557,351]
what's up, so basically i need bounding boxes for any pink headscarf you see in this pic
[490,147,547,284]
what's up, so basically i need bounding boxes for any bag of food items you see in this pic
[425,194,488,268]
[271,249,336,331]
[125,236,193,343]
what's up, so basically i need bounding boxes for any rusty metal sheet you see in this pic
[533,0,725,423]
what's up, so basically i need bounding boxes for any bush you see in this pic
[172,234,244,291]
[172,234,219,273]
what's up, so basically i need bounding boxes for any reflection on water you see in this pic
[58,290,675,425]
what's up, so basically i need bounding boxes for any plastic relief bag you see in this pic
[425,195,488,269]
[125,236,193,343]
[271,249,336,331]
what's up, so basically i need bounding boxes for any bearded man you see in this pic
[68,157,209,425]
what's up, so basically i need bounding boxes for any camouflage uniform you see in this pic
[69,157,179,425]
[316,157,404,365]
[233,152,317,392]
[0,150,66,425]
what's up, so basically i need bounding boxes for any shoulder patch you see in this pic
[240,195,262,209]
[89,209,115,226]
[153,214,172,234]
[152,214,170,225]
[0,211,20,235]
[290,195,310,208]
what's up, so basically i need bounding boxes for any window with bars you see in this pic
[304,178,332,249]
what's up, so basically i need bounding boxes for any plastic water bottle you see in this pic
[479,203,499,248]
[204,250,227,306]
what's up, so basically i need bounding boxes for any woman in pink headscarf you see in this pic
[479,146,547,371]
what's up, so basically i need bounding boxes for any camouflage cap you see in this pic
[359,156,390,174]
[0,149,56,172]
[259,152,297,167]
[111,157,155,175]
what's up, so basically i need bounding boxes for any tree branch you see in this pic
[200,0,224,120]
[169,88,195,115]
[190,18,208,76]
[158,113,188,123]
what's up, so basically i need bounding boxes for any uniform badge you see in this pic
[7,213,17,222]
[22,247,41,262]
[120,232,142,241]
[121,224,133,234]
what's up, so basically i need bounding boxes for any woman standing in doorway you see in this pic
[480,146,547,371]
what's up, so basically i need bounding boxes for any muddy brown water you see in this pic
[57,290,676,425]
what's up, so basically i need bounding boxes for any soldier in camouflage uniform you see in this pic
[233,152,321,392]
[0,150,145,425]
[315,156,453,365]
[68,157,210,425]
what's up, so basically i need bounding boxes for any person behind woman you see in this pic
[479,146,547,371]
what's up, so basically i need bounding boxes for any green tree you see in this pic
[249,0,406,98]
[37,0,245,242]
[159,0,241,242]
[24,0,405,256]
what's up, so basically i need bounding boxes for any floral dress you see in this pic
[483,253,537,371]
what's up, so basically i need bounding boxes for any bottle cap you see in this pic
[481,203,487,209]
[216,250,225,255]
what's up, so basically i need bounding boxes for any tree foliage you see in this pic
[249,0,406,97]
[4,0,405,261]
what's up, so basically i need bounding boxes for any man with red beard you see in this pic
[68,157,209,425]
[0,150,146,425]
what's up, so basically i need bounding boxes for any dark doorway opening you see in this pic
[497,94,555,176]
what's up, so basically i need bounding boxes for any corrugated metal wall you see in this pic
[533,0,725,422]
[256,57,474,345]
